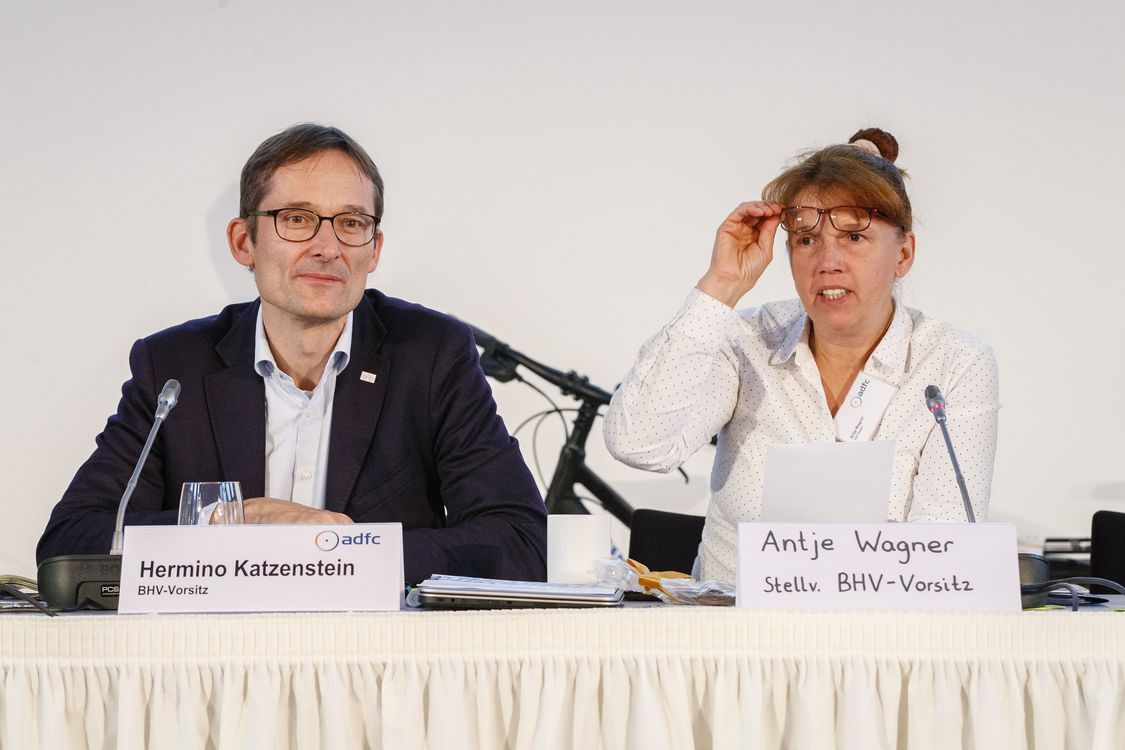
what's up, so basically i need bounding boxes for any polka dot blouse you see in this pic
[603,289,1000,584]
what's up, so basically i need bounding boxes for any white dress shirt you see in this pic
[255,307,352,508]
[603,289,1000,584]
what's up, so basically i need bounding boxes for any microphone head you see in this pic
[924,384,946,421]
[156,379,181,418]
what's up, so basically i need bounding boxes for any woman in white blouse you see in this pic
[603,128,999,584]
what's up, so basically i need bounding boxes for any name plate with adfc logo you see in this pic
[118,523,403,613]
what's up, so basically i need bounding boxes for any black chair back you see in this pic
[1090,510,1125,590]
[628,509,706,574]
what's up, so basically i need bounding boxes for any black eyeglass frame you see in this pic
[247,208,381,247]
[779,205,883,234]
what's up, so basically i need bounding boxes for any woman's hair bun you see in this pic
[848,128,899,163]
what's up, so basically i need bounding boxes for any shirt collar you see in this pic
[768,299,912,380]
[866,300,912,380]
[253,307,353,380]
[769,307,809,366]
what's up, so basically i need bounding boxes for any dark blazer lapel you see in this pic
[325,295,389,512]
[205,302,266,498]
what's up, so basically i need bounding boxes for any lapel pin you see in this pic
[360,371,377,384]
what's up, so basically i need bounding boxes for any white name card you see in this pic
[119,523,403,613]
[834,372,897,442]
[737,522,1021,612]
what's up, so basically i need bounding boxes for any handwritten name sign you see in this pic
[737,522,1020,611]
[119,523,403,613]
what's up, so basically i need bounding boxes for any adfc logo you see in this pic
[314,530,340,551]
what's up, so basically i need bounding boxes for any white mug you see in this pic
[547,514,612,584]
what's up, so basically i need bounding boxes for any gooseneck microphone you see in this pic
[37,379,181,609]
[110,379,180,554]
[924,385,975,523]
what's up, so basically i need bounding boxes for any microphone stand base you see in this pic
[37,555,122,610]
[1018,553,1050,609]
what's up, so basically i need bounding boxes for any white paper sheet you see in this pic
[759,441,894,523]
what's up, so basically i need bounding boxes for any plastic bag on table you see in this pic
[657,577,735,606]
[594,558,733,605]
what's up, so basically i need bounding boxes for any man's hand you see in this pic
[696,201,785,308]
[238,498,353,525]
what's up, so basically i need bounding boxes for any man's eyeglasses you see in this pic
[248,208,380,247]
[779,205,881,234]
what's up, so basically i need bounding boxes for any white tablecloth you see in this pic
[2,607,1124,749]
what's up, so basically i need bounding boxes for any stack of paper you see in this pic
[409,575,623,609]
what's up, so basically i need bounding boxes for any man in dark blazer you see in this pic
[37,124,547,584]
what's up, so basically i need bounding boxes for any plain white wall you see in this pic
[2,1,1123,576]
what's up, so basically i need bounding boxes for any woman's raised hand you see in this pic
[696,201,785,307]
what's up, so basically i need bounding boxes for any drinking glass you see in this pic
[178,481,244,525]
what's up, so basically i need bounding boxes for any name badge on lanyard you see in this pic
[835,372,896,442]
